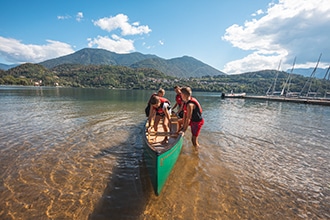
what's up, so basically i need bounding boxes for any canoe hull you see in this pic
[143,135,183,195]
[143,115,183,195]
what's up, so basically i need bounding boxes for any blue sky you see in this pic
[0,0,329,74]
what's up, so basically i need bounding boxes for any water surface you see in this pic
[0,86,329,219]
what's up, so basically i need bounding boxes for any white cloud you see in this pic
[87,35,135,53]
[222,0,330,74]
[159,40,164,45]
[76,12,83,22]
[0,36,74,63]
[224,52,285,75]
[252,9,264,17]
[57,12,83,22]
[57,15,71,20]
[93,14,151,36]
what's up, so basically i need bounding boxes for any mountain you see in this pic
[131,56,223,78]
[290,68,329,79]
[0,63,18,70]
[2,63,328,95]
[39,48,158,68]
[39,48,225,78]
[5,63,50,79]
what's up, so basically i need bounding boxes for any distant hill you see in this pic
[2,63,329,95]
[0,63,18,70]
[39,48,225,78]
[2,49,329,79]
[131,55,223,78]
[290,68,329,79]
[5,63,51,79]
[39,48,158,68]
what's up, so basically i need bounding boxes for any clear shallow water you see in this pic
[0,86,329,219]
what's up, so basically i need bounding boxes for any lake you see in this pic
[0,86,329,219]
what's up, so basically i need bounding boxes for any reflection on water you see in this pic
[0,87,329,219]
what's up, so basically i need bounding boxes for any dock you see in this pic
[243,95,330,106]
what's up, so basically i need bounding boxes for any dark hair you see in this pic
[150,95,160,105]
[181,87,192,96]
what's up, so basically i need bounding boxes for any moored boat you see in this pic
[221,92,246,98]
[143,115,184,195]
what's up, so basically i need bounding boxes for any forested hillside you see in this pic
[38,48,225,78]
[1,63,329,96]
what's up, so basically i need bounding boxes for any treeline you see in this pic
[1,63,329,96]
[0,63,175,89]
[197,70,329,95]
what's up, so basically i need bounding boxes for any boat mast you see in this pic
[300,53,322,97]
[322,65,330,98]
[266,60,281,95]
[281,57,296,96]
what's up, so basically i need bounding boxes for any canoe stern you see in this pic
[143,134,183,195]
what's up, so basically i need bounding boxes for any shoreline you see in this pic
[243,95,330,106]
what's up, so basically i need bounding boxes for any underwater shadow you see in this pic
[89,121,152,220]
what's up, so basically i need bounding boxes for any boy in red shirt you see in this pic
[180,87,204,150]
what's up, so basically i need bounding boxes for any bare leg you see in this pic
[163,117,169,132]
[153,115,161,132]
[177,118,183,131]
[162,117,169,144]
[192,136,200,150]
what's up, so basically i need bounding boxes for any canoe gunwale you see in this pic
[143,132,184,156]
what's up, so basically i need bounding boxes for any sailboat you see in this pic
[322,66,330,99]
[266,60,282,96]
[299,54,322,98]
[280,57,299,97]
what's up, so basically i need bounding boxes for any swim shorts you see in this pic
[190,118,204,137]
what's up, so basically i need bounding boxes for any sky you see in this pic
[0,0,329,74]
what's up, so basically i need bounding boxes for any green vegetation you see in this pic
[1,63,329,96]
[39,48,225,78]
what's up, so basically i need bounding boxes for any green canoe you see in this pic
[143,116,184,195]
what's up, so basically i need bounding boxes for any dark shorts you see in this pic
[177,110,184,118]
[190,118,204,137]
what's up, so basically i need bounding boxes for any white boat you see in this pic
[221,92,246,98]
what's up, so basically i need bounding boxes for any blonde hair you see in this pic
[157,88,165,96]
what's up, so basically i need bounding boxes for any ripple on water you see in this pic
[1,89,330,219]
[1,106,145,219]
